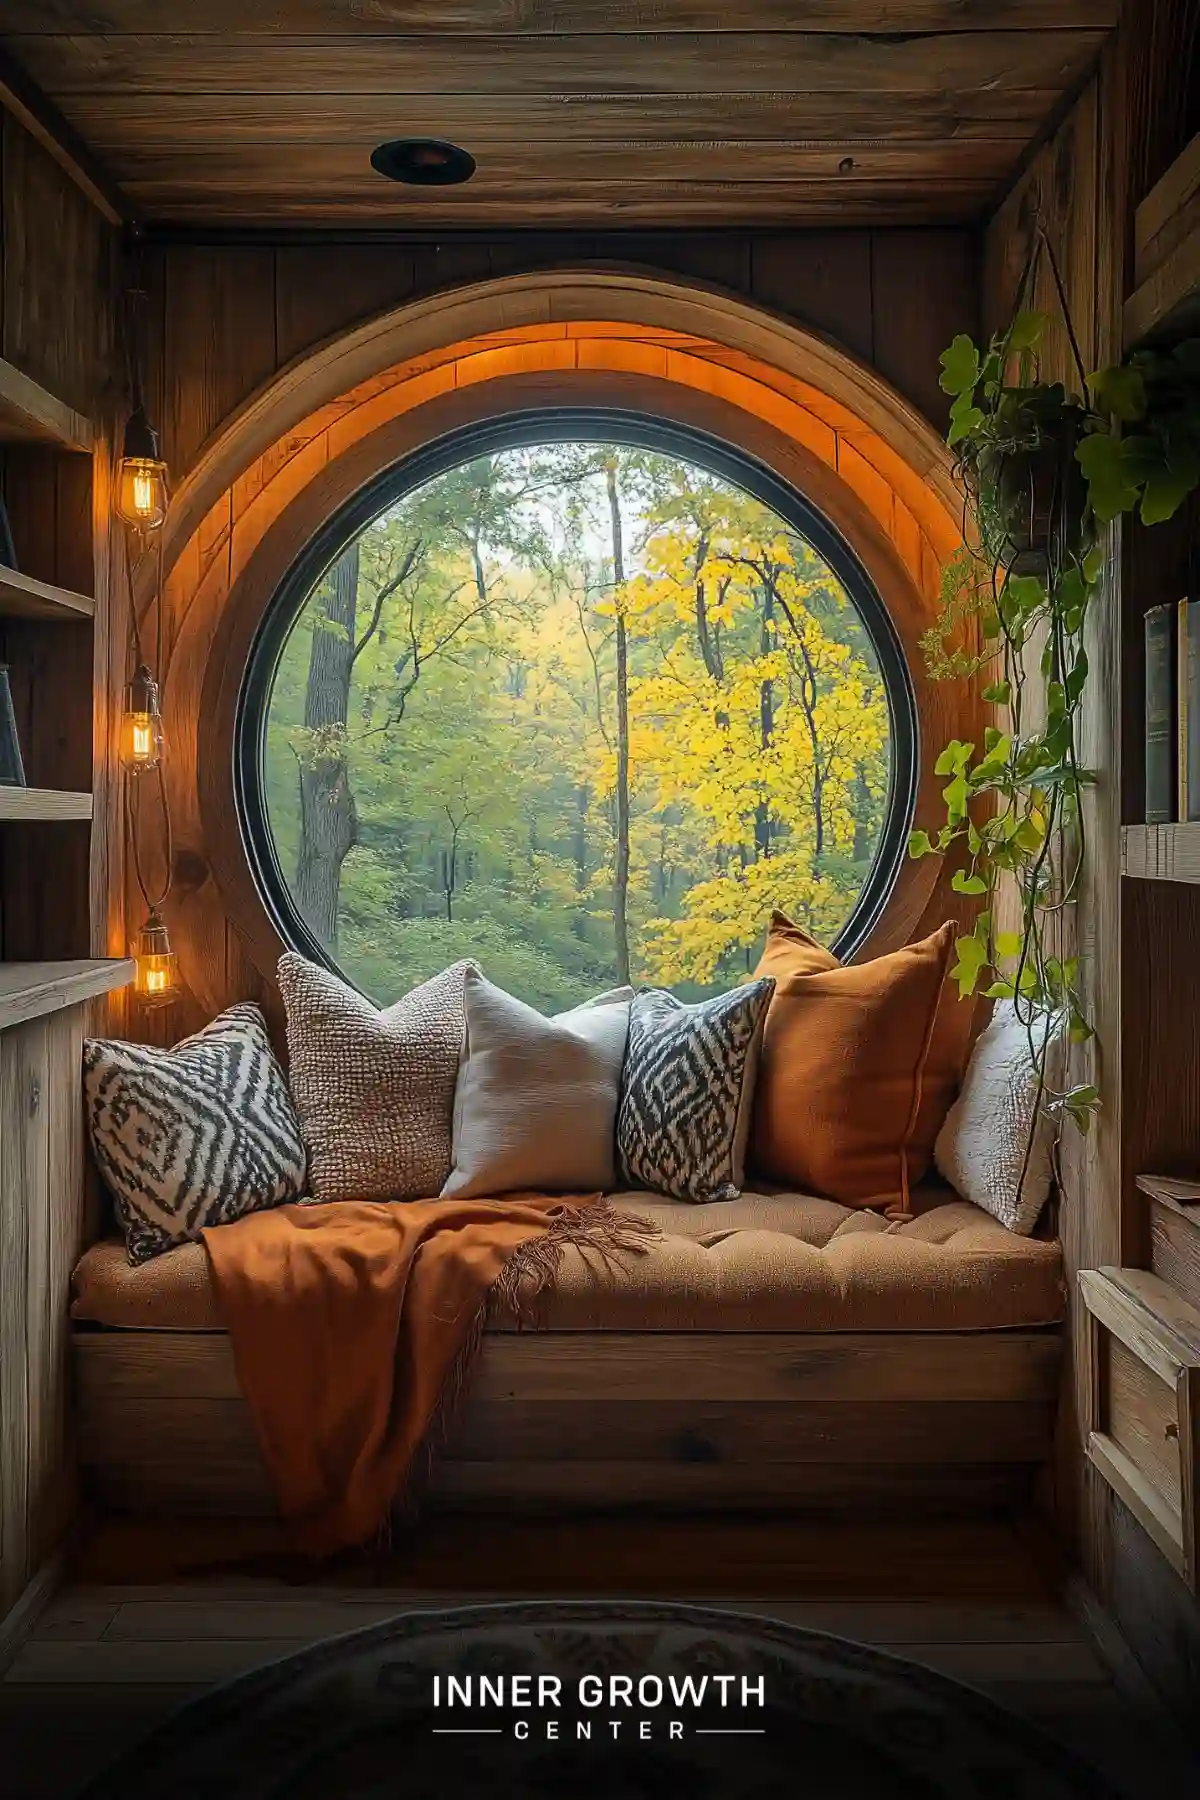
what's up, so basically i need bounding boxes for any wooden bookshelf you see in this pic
[1121,822,1200,883]
[0,787,93,823]
[0,566,94,622]
[1125,130,1200,345]
[0,959,134,1033]
[0,355,93,453]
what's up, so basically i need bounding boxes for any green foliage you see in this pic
[920,305,1200,1153]
[263,445,891,1007]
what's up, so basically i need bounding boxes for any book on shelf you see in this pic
[1182,596,1200,822]
[1145,601,1177,823]
[1144,598,1200,823]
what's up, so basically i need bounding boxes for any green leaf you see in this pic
[947,392,985,446]
[951,932,989,998]
[1087,362,1147,422]
[934,740,974,777]
[1008,311,1050,353]
[939,334,982,398]
[994,931,1024,958]
[1060,1082,1100,1131]
[1082,543,1105,584]
[907,828,934,859]
[943,773,970,822]
[1004,573,1047,616]
[1139,448,1200,524]
[951,870,989,895]
[1076,431,1140,522]
[982,679,1012,706]
[983,979,1016,999]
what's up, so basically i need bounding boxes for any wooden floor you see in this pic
[0,1516,1195,1800]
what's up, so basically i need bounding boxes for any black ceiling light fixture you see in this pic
[370,137,476,186]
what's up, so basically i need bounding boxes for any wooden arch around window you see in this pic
[139,270,978,1042]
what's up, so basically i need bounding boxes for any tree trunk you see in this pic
[574,784,590,939]
[295,542,359,948]
[606,460,632,987]
[755,583,775,861]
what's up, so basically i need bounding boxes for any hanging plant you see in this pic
[913,228,1200,1152]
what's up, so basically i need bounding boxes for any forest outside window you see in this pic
[241,416,916,1008]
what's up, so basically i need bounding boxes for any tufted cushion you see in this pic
[71,1188,1064,1336]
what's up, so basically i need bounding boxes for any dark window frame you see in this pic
[235,407,919,981]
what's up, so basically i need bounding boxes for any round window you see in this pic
[238,412,916,1008]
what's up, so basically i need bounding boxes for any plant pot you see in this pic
[977,427,1088,578]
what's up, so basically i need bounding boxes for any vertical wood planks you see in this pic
[0,1016,48,1613]
[0,1006,89,1620]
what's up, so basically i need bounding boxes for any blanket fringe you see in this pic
[396,1198,660,1529]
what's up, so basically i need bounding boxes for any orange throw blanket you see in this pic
[203,1194,655,1555]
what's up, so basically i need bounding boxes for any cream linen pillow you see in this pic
[442,970,633,1198]
[278,953,475,1203]
[933,1000,1062,1235]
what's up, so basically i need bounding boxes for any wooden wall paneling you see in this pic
[0,1026,18,1613]
[273,245,417,370]
[407,240,499,303]
[1106,1484,1200,1736]
[40,1007,85,1560]
[870,230,981,435]
[0,1016,48,1613]
[162,247,278,479]
[982,63,1125,1597]
[749,232,875,373]
[0,113,114,423]
[1120,880,1200,1214]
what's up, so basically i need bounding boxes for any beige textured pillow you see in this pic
[278,953,474,1203]
[442,970,633,1199]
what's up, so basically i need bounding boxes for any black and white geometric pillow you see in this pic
[616,978,775,1204]
[83,1004,307,1265]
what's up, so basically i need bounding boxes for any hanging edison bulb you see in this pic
[133,909,179,1006]
[116,405,169,531]
[120,663,164,773]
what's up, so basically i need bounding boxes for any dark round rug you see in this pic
[81,1599,1118,1800]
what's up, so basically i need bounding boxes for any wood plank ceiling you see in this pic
[0,4,1118,229]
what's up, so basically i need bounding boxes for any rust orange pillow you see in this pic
[750,917,957,1207]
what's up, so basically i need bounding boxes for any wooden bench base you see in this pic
[72,1327,1062,1518]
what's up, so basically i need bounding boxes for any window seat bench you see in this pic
[69,1187,1065,1519]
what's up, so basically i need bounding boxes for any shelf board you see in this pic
[0,355,93,453]
[1138,1173,1200,1218]
[1121,822,1200,883]
[0,959,135,1034]
[0,786,92,823]
[1125,129,1200,346]
[0,565,94,622]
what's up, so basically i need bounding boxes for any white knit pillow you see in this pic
[443,973,633,1199]
[933,1001,1061,1235]
[278,954,474,1203]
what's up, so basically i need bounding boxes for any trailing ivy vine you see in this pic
[912,235,1200,1161]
